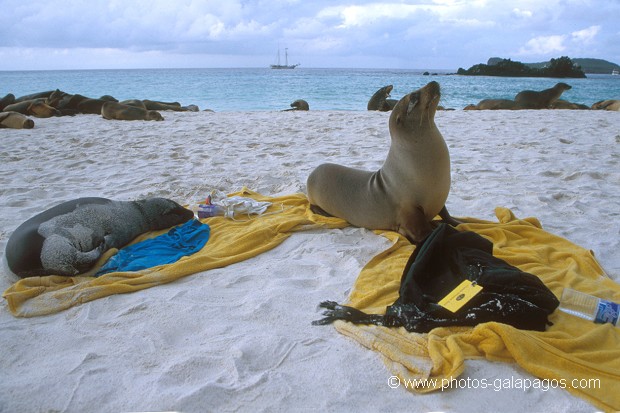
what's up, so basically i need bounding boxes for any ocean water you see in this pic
[1,68,619,112]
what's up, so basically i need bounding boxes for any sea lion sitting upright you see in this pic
[101,101,164,121]
[514,82,572,109]
[367,85,394,111]
[308,81,456,244]
[5,197,195,278]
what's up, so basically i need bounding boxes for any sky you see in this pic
[0,0,618,71]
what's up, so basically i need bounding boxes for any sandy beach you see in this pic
[1,108,619,412]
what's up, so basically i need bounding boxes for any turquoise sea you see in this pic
[1,68,619,112]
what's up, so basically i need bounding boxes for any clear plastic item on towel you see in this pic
[190,190,273,220]
[559,287,620,326]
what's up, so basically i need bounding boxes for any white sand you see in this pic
[1,109,618,412]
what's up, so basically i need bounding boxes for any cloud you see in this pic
[317,4,425,28]
[0,0,618,70]
[518,35,566,55]
[511,8,532,19]
[517,24,603,59]
[571,25,600,44]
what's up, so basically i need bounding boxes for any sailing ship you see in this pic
[270,48,299,69]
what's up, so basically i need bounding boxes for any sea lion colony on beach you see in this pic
[462,82,615,111]
[1,82,618,129]
[366,82,609,112]
[0,89,203,128]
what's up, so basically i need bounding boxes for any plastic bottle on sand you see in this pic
[559,288,620,326]
[197,204,227,219]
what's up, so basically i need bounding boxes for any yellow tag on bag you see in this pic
[438,280,483,313]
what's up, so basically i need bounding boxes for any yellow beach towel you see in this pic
[335,208,620,412]
[3,189,348,317]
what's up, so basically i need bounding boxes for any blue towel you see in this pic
[96,219,210,276]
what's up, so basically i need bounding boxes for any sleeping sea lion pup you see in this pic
[367,85,395,111]
[5,197,195,277]
[514,82,572,109]
[101,101,164,121]
[0,112,35,129]
[308,81,457,244]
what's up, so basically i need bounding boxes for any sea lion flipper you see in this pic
[399,205,433,244]
[438,205,462,227]
[73,244,107,273]
[309,204,333,217]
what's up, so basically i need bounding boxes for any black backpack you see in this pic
[314,224,559,332]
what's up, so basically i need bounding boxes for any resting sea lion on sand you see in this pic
[3,99,40,114]
[142,100,187,111]
[464,99,520,110]
[367,85,394,111]
[592,99,620,111]
[550,99,589,110]
[3,100,60,118]
[77,98,108,115]
[0,112,35,129]
[514,82,572,109]
[99,95,118,102]
[5,197,194,278]
[120,99,147,109]
[28,101,62,118]
[45,89,68,107]
[290,99,309,111]
[101,101,164,121]
[53,94,88,110]
[283,99,309,111]
[308,81,458,244]
[14,90,55,103]
[386,99,398,110]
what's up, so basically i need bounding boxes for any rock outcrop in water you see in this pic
[457,56,586,78]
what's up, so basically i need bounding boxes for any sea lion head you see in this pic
[389,81,440,137]
[22,118,35,129]
[146,110,164,121]
[367,85,394,111]
[290,99,309,111]
[28,101,61,118]
[555,82,572,91]
[45,89,67,107]
[138,198,194,230]
[380,85,393,97]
